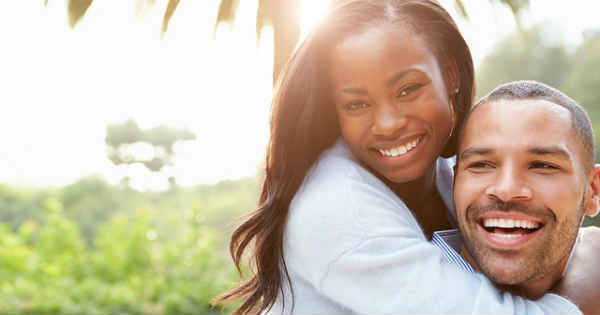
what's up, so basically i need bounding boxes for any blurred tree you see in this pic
[475,25,571,98]
[105,119,196,173]
[49,0,529,83]
[562,31,600,233]
[562,31,600,134]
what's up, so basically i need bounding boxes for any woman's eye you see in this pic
[343,102,369,111]
[396,83,423,98]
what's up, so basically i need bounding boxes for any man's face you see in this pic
[454,99,597,289]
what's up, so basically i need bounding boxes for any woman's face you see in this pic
[329,24,454,184]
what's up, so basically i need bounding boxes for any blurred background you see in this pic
[0,0,599,313]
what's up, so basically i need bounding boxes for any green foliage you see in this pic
[0,177,259,314]
[476,25,571,99]
[562,34,600,145]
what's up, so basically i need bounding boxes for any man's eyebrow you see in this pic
[459,147,493,160]
[527,146,571,159]
[459,146,572,160]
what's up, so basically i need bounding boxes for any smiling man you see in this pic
[450,80,600,299]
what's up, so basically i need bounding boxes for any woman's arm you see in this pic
[552,226,600,315]
[284,148,583,314]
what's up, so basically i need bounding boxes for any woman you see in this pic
[214,0,592,313]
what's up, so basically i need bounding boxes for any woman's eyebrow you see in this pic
[340,68,425,95]
[340,87,367,95]
[386,68,422,87]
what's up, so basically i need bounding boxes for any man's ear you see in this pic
[583,164,600,217]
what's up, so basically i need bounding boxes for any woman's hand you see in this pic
[552,226,600,314]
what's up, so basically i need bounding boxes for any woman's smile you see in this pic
[375,134,423,157]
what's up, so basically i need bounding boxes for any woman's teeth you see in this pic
[379,138,420,157]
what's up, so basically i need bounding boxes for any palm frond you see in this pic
[68,0,93,28]
[256,0,274,40]
[496,0,530,29]
[454,0,469,20]
[498,0,530,16]
[216,0,240,24]
[161,0,180,33]
[214,0,240,37]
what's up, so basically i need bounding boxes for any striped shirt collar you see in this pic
[431,229,475,273]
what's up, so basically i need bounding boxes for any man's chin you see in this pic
[478,258,535,286]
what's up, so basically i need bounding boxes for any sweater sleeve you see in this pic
[284,144,581,314]
[318,234,580,314]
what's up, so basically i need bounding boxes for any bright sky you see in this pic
[0,0,598,190]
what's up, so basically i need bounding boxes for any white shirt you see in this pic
[267,139,581,314]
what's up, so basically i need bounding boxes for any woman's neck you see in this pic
[384,166,452,239]
[388,166,436,211]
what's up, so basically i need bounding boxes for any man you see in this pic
[434,80,600,300]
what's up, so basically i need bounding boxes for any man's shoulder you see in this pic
[432,229,475,273]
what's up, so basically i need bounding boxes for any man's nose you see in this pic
[371,103,408,137]
[485,166,532,203]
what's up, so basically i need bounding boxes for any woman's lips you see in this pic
[376,135,423,157]
[372,134,426,162]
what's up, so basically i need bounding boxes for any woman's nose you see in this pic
[371,103,408,138]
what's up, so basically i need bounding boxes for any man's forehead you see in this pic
[459,98,576,155]
[463,99,572,141]
[473,98,571,119]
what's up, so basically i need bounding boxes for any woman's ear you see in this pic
[444,61,460,98]
[583,164,600,217]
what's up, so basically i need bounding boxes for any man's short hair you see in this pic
[460,80,596,170]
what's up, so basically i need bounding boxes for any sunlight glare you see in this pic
[299,0,331,42]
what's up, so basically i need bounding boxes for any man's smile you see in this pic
[470,209,549,249]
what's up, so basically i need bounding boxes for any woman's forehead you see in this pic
[329,25,440,82]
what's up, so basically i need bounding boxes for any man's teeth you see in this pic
[379,139,420,157]
[491,233,523,239]
[483,218,539,229]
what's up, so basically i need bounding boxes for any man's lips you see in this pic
[473,211,546,249]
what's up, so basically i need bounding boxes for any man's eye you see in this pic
[531,161,559,170]
[467,161,494,170]
[396,83,423,98]
[343,102,369,111]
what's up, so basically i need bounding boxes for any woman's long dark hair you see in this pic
[213,1,474,314]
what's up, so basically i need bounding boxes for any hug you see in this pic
[214,0,600,314]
